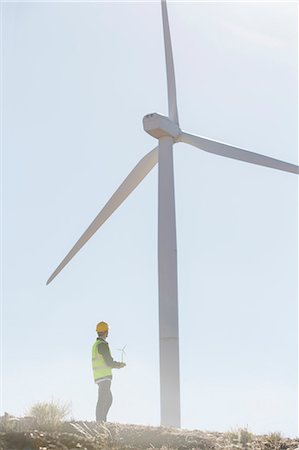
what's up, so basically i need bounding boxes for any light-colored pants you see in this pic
[96,379,112,422]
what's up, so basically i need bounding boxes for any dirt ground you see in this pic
[0,420,298,450]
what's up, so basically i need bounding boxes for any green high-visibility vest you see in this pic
[92,340,112,382]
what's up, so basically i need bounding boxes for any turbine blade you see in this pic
[47,147,158,285]
[180,132,299,175]
[161,0,179,124]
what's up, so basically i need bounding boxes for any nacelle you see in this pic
[143,113,181,140]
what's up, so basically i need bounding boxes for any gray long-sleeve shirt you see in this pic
[96,338,122,369]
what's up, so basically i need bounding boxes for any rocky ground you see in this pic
[0,419,298,450]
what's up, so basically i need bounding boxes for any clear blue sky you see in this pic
[2,0,298,437]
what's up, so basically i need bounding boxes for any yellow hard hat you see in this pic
[96,321,109,333]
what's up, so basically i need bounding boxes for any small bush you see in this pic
[268,432,282,445]
[27,399,71,430]
[238,428,253,446]
[226,427,253,447]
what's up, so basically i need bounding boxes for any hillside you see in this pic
[0,420,298,450]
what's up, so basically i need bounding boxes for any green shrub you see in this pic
[27,399,71,430]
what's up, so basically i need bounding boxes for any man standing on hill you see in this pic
[92,321,126,422]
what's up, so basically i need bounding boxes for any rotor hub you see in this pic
[143,113,181,140]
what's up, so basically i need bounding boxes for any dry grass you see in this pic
[26,400,72,431]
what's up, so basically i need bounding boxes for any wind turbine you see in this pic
[47,0,299,428]
[117,345,127,364]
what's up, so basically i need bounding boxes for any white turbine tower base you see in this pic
[158,135,180,427]
[47,0,299,428]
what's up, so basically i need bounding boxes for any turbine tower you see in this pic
[47,0,299,428]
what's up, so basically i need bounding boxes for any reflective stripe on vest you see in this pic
[92,340,112,382]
